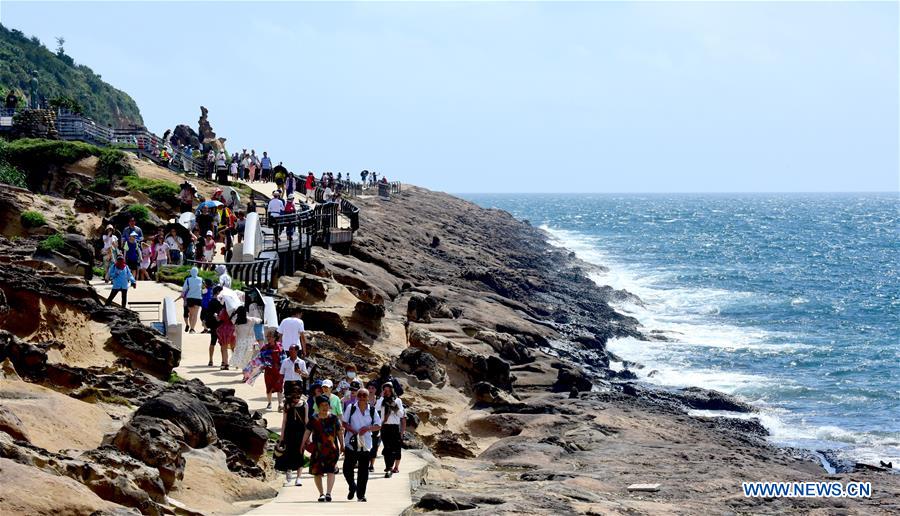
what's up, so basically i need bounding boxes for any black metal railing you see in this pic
[183,257,278,290]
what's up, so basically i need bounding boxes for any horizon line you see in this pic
[451,190,899,196]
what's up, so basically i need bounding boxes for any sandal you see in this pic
[219,364,229,370]
[207,361,213,367]
[325,494,332,502]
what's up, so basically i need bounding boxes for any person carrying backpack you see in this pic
[342,387,382,502]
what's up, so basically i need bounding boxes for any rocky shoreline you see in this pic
[1,164,898,514]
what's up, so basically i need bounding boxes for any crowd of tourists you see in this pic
[175,280,408,503]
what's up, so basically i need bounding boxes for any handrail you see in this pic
[184,257,278,290]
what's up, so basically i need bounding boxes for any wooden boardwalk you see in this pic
[90,279,427,515]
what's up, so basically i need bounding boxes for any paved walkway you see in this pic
[91,278,426,515]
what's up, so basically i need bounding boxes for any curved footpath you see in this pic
[90,278,427,515]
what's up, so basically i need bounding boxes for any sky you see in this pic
[2,1,898,193]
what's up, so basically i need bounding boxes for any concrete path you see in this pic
[91,278,426,515]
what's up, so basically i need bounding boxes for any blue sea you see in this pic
[463,193,899,465]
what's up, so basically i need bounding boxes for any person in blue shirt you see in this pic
[260,152,273,182]
[121,217,143,245]
[122,234,141,275]
[106,255,136,307]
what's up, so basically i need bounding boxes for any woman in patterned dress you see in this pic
[300,395,344,502]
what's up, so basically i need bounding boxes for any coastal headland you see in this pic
[0,149,897,515]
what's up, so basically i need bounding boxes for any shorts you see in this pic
[126,258,139,270]
[186,298,202,308]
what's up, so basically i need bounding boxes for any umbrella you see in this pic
[196,200,223,213]
[222,186,241,208]
[163,221,191,243]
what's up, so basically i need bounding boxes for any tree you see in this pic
[55,36,65,56]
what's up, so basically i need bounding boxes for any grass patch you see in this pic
[37,233,65,252]
[121,176,180,202]
[157,264,243,290]
[20,210,46,228]
[125,204,151,225]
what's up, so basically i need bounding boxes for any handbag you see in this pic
[274,442,285,458]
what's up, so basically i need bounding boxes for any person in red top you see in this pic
[305,172,315,199]
[262,329,284,410]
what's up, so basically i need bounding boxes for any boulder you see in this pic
[416,491,504,512]
[407,294,454,323]
[170,124,201,149]
[397,347,447,386]
[472,381,518,407]
[421,430,477,459]
[111,415,187,490]
[133,392,217,449]
[551,361,593,393]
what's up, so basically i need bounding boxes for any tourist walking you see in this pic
[181,266,203,333]
[267,190,285,226]
[216,293,236,370]
[261,329,284,410]
[165,228,183,265]
[203,282,224,366]
[376,382,406,477]
[366,380,382,473]
[320,379,344,419]
[121,217,143,244]
[105,256,136,306]
[277,307,308,357]
[342,388,382,502]
[260,151,273,182]
[279,344,308,400]
[276,392,308,487]
[215,264,232,289]
[101,225,118,282]
[137,241,152,280]
[301,395,344,502]
[178,183,194,213]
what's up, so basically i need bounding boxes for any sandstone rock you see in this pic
[133,392,217,449]
[416,491,504,511]
[472,381,518,407]
[551,361,593,393]
[397,347,447,386]
[170,124,201,149]
[407,294,453,322]
[473,330,534,364]
[0,406,29,442]
[409,327,512,391]
[111,414,188,489]
[421,430,477,459]
[0,457,134,516]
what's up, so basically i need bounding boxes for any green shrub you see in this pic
[20,210,46,227]
[126,204,151,225]
[0,160,27,188]
[156,264,243,290]
[97,148,133,179]
[38,233,65,252]
[121,176,179,202]
[90,177,110,193]
[64,179,82,197]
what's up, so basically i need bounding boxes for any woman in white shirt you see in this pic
[375,382,406,477]
[101,225,118,282]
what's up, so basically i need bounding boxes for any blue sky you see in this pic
[3,1,898,193]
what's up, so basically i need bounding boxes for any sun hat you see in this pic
[321,379,334,388]
[206,230,213,236]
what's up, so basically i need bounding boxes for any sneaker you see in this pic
[347,485,356,500]
[266,402,272,410]
[358,497,367,502]
[385,471,392,478]
[295,478,302,486]
[317,495,325,502]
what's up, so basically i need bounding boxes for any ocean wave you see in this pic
[542,222,899,464]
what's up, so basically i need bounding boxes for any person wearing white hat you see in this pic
[202,230,216,264]
[267,190,285,226]
[321,379,344,418]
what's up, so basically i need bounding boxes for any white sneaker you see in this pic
[295,478,303,486]
[283,472,293,486]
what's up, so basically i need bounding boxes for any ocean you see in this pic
[462,193,899,465]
